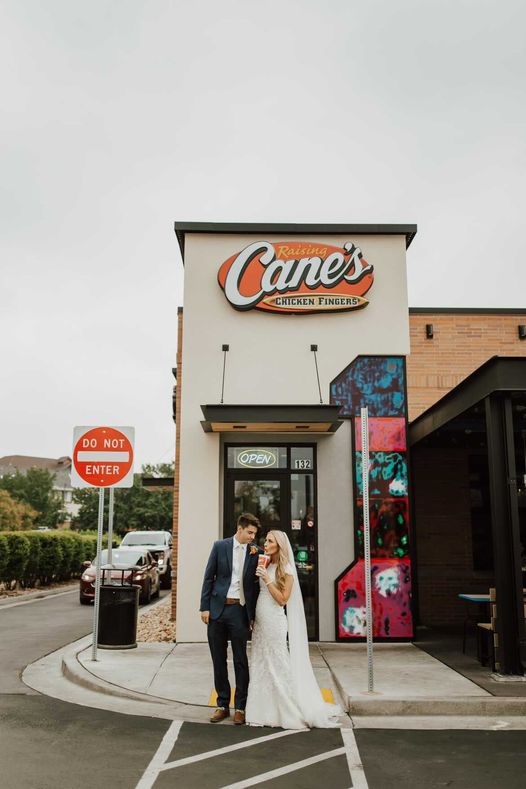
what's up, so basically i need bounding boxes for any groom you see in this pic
[200,512,261,725]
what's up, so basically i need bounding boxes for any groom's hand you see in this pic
[200,611,210,625]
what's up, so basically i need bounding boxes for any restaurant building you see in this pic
[171,223,526,674]
[172,223,416,644]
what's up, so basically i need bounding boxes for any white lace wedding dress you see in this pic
[245,558,340,730]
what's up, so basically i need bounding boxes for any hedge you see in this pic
[0,534,8,579]
[0,531,102,588]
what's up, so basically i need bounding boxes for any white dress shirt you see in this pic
[226,536,246,604]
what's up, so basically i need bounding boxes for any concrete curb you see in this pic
[58,631,526,719]
[61,652,174,705]
[65,643,211,710]
[346,695,526,716]
[21,636,211,723]
[0,584,171,610]
[0,584,78,606]
[321,652,350,713]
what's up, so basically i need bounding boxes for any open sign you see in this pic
[236,449,277,469]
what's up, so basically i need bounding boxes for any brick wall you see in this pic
[407,311,526,422]
[407,311,525,625]
[412,446,494,626]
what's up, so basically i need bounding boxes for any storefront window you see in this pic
[290,473,316,637]
[290,447,314,470]
[227,446,287,470]
[233,479,282,532]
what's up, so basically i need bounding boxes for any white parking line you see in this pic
[135,720,182,789]
[160,728,300,770]
[341,728,369,788]
[135,723,356,789]
[220,747,346,788]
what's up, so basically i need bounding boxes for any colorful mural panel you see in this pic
[332,355,413,640]
[354,417,406,452]
[355,498,410,559]
[338,559,412,638]
[330,356,405,417]
[355,451,408,498]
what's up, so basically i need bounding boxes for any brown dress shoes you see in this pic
[233,709,246,725]
[210,707,230,723]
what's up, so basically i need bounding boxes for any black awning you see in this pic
[141,477,174,489]
[200,404,343,434]
[409,356,526,446]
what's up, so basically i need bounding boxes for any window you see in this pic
[290,447,314,470]
[227,446,287,469]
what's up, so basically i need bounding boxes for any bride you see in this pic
[245,530,341,729]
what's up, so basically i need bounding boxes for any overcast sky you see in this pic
[1,1,525,467]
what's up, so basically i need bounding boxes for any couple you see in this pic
[200,512,340,729]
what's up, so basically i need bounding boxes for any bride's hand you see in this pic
[255,567,270,583]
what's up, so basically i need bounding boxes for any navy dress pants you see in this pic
[207,603,250,711]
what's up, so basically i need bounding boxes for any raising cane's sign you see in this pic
[217,240,374,314]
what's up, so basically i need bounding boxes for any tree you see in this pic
[141,462,175,478]
[0,489,37,530]
[72,463,174,535]
[0,469,64,529]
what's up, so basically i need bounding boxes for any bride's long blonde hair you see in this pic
[267,530,291,592]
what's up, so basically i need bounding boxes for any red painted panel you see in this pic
[354,418,407,451]
[337,558,413,639]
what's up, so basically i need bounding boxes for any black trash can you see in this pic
[98,584,140,649]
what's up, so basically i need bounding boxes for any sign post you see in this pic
[360,407,374,692]
[107,488,115,566]
[92,488,105,661]
[71,426,134,661]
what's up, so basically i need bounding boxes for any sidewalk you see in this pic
[19,589,526,722]
[59,638,526,718]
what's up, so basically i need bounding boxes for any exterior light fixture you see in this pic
[518,325,526,340]
[310,345,323,403]
[220,345,230,403]
[425,323,434,339]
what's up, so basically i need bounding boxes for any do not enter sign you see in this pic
[71,426,135,488]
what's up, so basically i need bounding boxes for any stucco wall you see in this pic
[176,232,411,641]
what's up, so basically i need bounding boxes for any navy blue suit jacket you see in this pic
[200,538,261,622]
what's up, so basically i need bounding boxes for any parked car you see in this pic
[79,547,161,605]
[119,530,173,589]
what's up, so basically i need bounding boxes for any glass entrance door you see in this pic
[289,472,316,639]
[232,477,284,533]
[224,445,318,639]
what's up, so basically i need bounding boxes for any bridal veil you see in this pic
[283,533,341,727]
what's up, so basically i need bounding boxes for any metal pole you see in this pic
[107,487,115,570]
[361,406,374,692]
[91,487,105,661]
[220,344,229,403]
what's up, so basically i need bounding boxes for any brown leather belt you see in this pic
[225,598,241,605]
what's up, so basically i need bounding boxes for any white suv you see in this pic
[120,530,173,589]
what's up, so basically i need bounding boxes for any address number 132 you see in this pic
[294,459,312,470]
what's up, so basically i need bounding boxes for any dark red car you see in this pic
[79,547,160,605]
